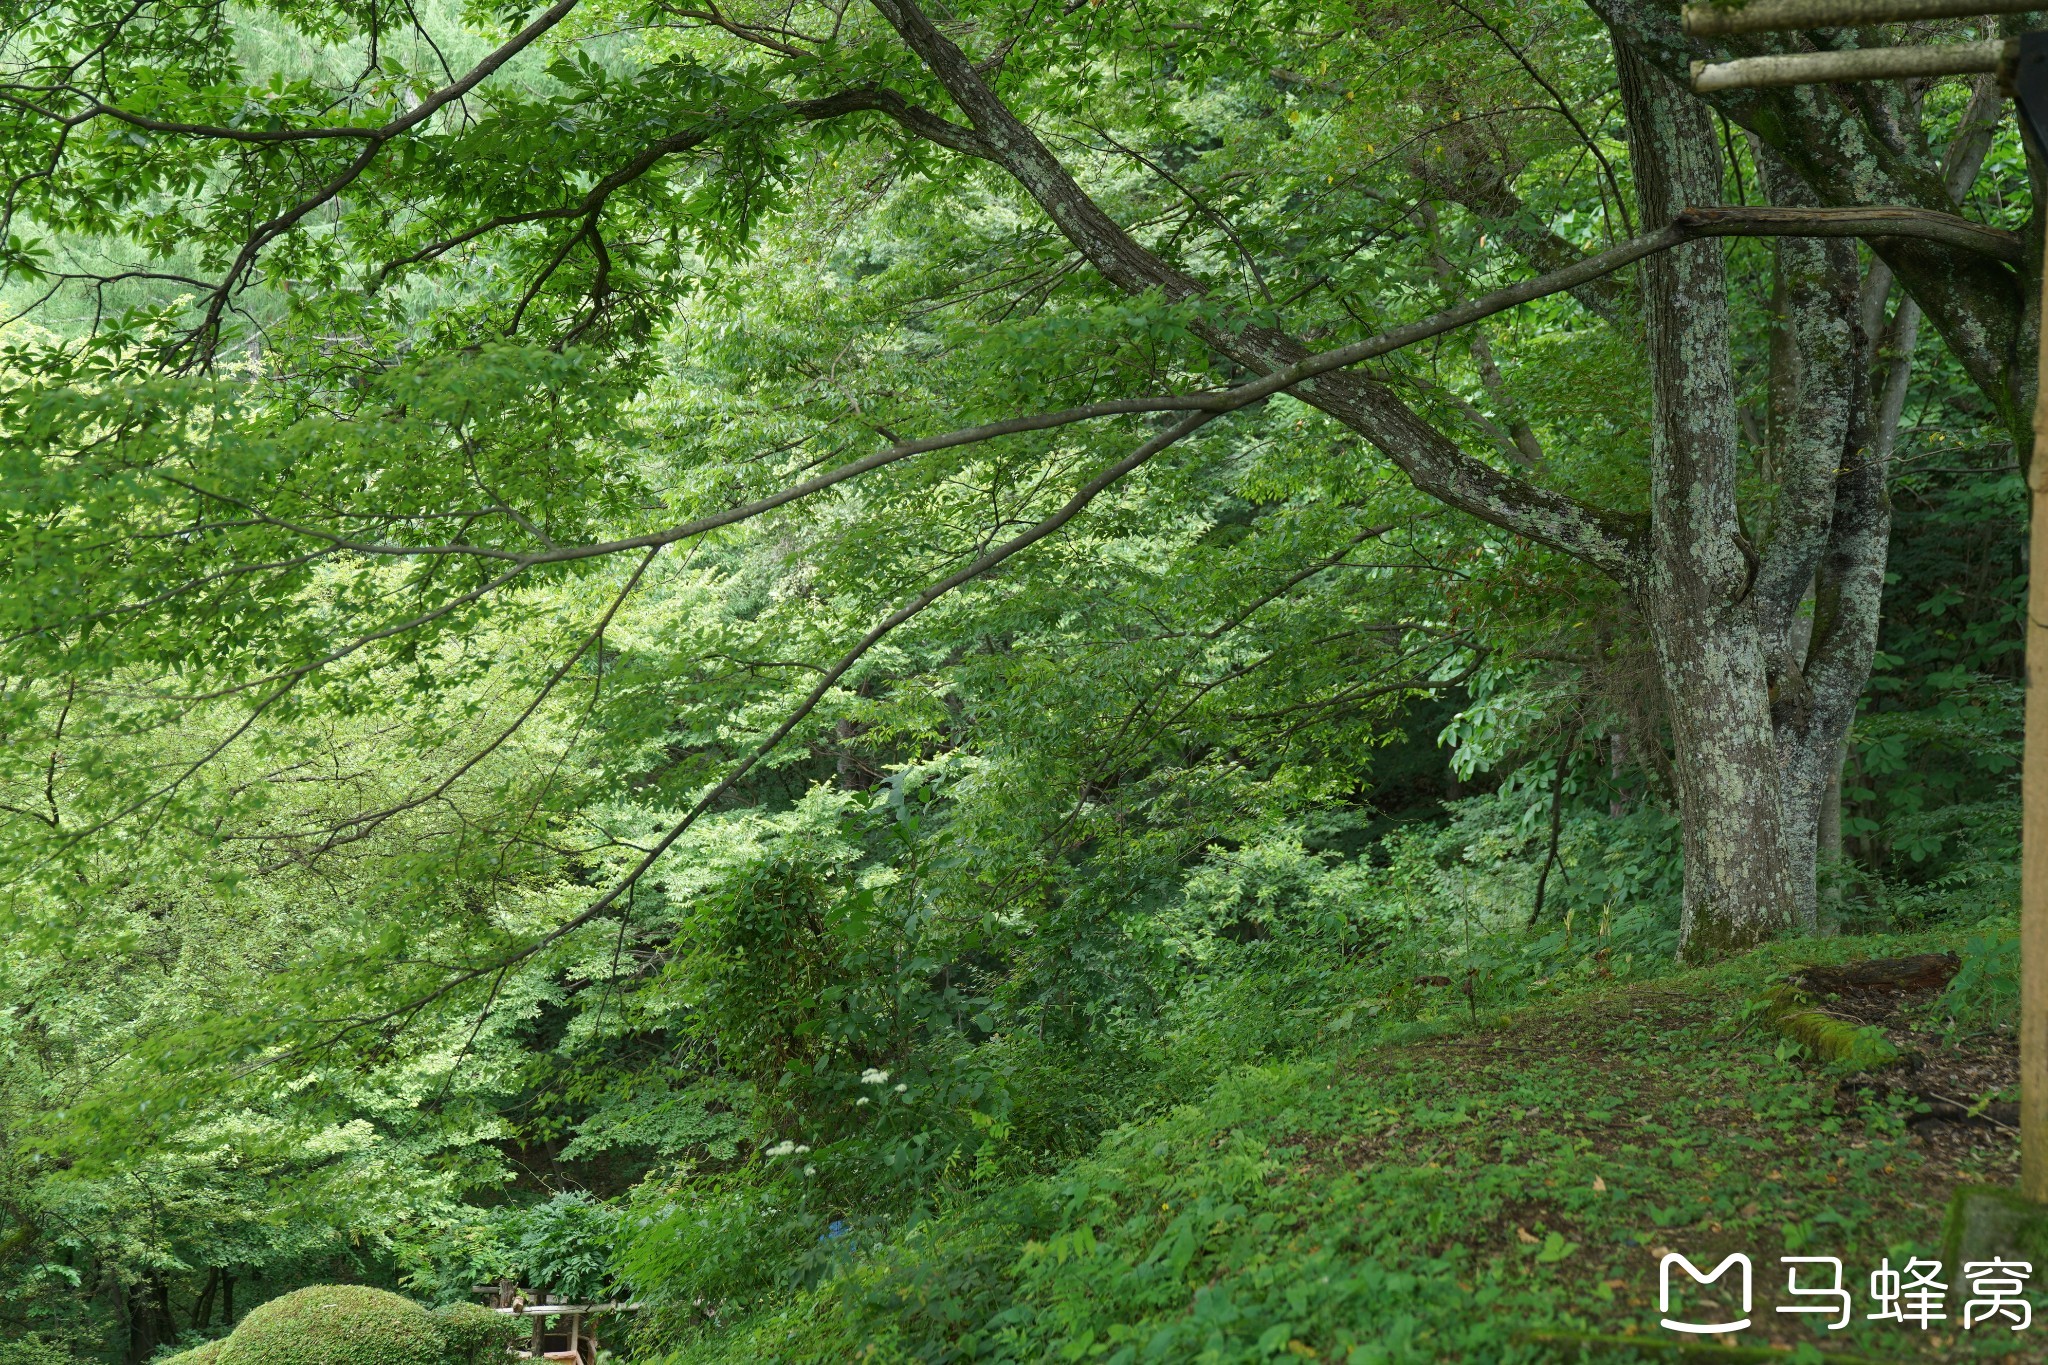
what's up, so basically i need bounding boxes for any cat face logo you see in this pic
[1660,1252,1753,1334]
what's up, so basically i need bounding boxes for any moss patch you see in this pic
[155,1346,223,1365]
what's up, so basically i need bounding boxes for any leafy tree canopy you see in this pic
[0,0,2028,1358]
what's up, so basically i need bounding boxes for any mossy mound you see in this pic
[214,1286,446,1365]
[155,1345,223,1365]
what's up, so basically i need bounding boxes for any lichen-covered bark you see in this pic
[1619,45,1798,958]
[1745,150,1863,932]
[1764,78,1998,929]
[1590,0,2031,460]
[1751,159,1859,677]
[1791,399,1887,918]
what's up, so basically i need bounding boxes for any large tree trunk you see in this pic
[1619,47,1799,957]
[1611,45,1999,950]
[1746,145,1863,934]
[1766,76,2001,927]
[124,1277,175,1365]
[869,0,1966,958]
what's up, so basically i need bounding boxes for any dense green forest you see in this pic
[0,0,2039,1360]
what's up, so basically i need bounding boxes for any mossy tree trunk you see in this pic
[1608,47,1999,953]
[1619,47,1799,956]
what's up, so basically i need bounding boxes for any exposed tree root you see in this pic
[1840,1079,2017,1129]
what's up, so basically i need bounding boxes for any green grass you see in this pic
[650,932,2033,1364]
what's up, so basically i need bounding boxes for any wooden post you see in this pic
[2026,235,2048,1204]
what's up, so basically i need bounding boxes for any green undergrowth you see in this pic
[648,930,2029,1365]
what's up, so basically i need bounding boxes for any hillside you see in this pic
[670,933,2025,1365]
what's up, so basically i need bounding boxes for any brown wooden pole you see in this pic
[2026,220,2048,1205]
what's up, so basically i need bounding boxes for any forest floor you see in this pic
[1259,942,2025,1364]
[680,930,2038,1364]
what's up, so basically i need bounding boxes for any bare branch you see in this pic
[1672,203,2022,265]
[127,200,2011,576]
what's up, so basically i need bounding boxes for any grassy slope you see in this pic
[666,932,2034,1365]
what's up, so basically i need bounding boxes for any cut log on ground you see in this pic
[1791,953,1961,996]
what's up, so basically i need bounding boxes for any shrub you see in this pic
[0,1337,86,1365]
[430,1302,523,1364]
[503,1192,621,1303]
[214,1286,445,1365]
[1942,929,2019,1030]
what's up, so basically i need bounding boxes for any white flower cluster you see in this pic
[763,1140,812,1158]
[859,1068,891,1085]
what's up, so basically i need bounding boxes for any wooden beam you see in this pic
[1691,38,2010,90]
[1685,0,2045,37]
[2025,206,2048,1206]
